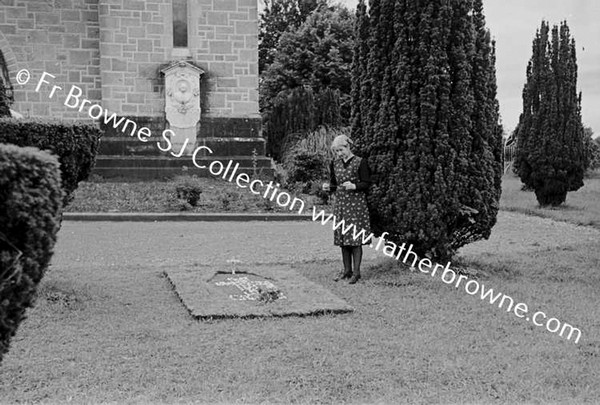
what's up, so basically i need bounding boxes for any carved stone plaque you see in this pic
[161,61,205,154]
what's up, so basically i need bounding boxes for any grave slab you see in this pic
[164,265,354,319]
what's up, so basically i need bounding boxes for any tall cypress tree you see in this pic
[514,21,585,206]
[352,0,502,261]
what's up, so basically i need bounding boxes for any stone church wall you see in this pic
[0,0,260,121]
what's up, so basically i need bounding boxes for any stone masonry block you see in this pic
[81,10,96,22]
[213,0,236,11]
[235,21,256,35]
[245,35,257,48]
[7,7,26,19]
[111,58,128,71]
[209,62,234,76]
[101,43,122,55]
[70,50,91,65]
[217,77,238,87]
[232,101,259,116]
[206,11,228,25]
[100,16,119,28]
[87,89,102,101]
[137,39,152,52]
[128,26,145,38]
[121,103,137,113]
[126,0,145,11]
[210,93,227,109]
[239,49,256,62]
[17,20,34,29]
[216,26,234,35]
[87,26,99,38]
[103,71,124,85]
[120,17,140,26]
[126,93,145,103]
[82,39,98,49]
[248,89,258,102]
[55,0,74,7]
[133,52,148,62]
[63,34,80,48]
[0,24,16,34]
[146,23,163,34]
[210,41,232,54]
[36,12,60,25]
[238,76,257,88]
[27,2,52,12]
[229,12,249,21]
[100,29,113,42]
[68,71,81,83]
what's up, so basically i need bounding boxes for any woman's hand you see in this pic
[341,181,356,190]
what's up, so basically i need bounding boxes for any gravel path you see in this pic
[51,211,600,269]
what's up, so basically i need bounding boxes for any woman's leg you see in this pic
[334,246,353,281]
[349,246,363,284]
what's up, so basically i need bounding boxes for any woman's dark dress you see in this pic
[329,156,372,246]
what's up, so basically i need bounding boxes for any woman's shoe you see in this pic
[334,270,352,282]
[348,273,361,284]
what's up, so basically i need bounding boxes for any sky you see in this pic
[260,0,600,135]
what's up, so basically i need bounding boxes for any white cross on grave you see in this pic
[214,276,287,301]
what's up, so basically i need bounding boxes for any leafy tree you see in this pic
[259,0,325,73]
[261,3,355,160]
[514,21,585,206]
[260,4,355,114]
[352,0,503,261]
[583,127,600,173]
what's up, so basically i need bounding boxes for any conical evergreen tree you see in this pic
[514,20,585,206]
[352,0,503,261]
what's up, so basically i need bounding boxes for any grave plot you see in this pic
[164,265,354,319]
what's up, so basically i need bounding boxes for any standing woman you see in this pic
[323,135,372,284]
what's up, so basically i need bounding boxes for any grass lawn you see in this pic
[0,214,599,403]
[65,176,326,214]
[501,171,600,230]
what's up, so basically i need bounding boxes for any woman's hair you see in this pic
[331,134,353,151]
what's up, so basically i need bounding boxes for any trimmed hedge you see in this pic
[0,118,101,206]
[0,144,63,364]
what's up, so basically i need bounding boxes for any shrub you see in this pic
[285,149,328,185]
[0,118,102,207]
[0,144,63,364]
[173,175,203,207]
[220,191,240,211]
[281,125,343,165]
[281,126,345,188]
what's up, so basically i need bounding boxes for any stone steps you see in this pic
[91,155,275,180]
[98,136,266,156]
